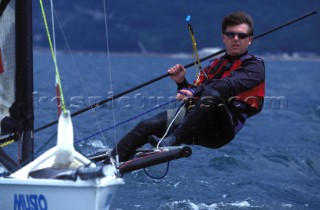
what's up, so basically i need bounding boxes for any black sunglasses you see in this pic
[224,31,250,39]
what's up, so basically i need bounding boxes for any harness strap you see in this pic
[214,61,234,79]
[207,59,235,80]
[208,59,224,75]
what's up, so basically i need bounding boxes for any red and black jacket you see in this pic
[177,52,265,117]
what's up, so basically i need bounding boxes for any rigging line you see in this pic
[156,101,186,149]
[143,161,170,180]
[184,7,209,85]
[39,0,66,115]
[185,12,202,80]
[52,7,107,143]
[75,98,177,145]
[102,0,118,148]
[50,0,61,115]
[50,0,57,63]
[183,2,202,78]
[34,10,317,133]
[17,132,22,167]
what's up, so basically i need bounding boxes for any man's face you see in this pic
[222,23,253,56]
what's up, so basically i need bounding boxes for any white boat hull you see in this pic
[0,176,123,210]
[0,147,124,210]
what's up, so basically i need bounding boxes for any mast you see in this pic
[15,0,34,165]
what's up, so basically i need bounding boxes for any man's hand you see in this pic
[168,64,186,83]
[176,89,193,101]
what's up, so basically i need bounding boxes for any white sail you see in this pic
[0,0,16,133]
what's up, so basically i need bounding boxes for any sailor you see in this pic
[107,11,265,163]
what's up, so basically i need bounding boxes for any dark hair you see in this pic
[222,12,254,36]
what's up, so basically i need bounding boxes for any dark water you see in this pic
[3,52,320,209]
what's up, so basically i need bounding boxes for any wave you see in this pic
[158,199,265,210]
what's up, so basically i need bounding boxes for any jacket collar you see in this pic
[222,51,248,61]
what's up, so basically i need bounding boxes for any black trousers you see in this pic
[112,89,235,162]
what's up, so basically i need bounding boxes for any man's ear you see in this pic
[222,34,226,44]
[248,36,253,45]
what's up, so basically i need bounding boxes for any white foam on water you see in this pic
[0,166,5,174]
[159,199,267,210]
[230,200,251,207]
[281,203,293,208]
[159,200,218,210]
[173,181,180,188]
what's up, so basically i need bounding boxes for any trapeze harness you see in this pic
[195,54,265,134]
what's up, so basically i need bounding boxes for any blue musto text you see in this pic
[14,194,48,210]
